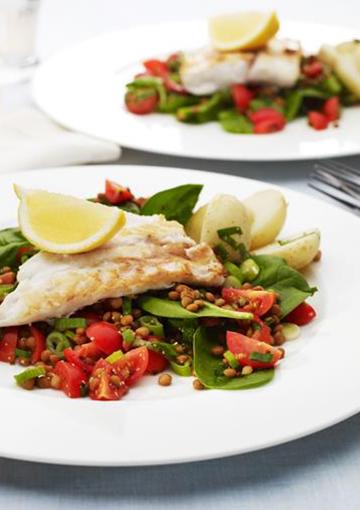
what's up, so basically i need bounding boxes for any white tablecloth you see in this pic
[1,1,359,508]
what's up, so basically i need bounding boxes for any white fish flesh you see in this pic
[180,39,302,95]
[0,213,224,326]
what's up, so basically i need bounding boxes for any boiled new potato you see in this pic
[186,194,252,262]
[243,189,287,250]
[252,230,320,270]
[319,41,360,98]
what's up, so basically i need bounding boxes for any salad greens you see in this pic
[193,327,274,389]
[0,228,32,268]
[218,110,253,134]
[138,296,253,320]
[252,255,317,317]
[141,184,203,225]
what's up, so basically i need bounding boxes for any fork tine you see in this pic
[313,167,360,200]
[320,159,360,176]
[315,162,360,188]
[309,174,360,210]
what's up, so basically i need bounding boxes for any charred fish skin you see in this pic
[0,214,224,327]
[180,39,302,95]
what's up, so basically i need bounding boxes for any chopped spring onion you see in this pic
[106,350,124,364]
[224,350,239,369]
[14,366,45,385]
[54,317,87,331]
[282,322,300,341]
[239,258,260,281]
[138,315,164,337]
[122,296,132,315]
[224,261,243,283]
[249,351,273,363]
[122,328,135,345]
[15,348,31,359]
[0,284,15,298]
[217,226,243,249]
[223,275,242,288]
[214,244,229,262]
[170,360,192,377]
[46,331,71,358]
[64,330,76,341]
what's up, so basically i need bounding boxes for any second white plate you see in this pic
[33,20,360,161]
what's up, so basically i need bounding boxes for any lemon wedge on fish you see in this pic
[209,11,280,51]
[15,185,126,254]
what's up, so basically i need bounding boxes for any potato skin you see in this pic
[243,189,287,250]
[252,230,321,270]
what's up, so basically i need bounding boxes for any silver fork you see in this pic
[309,160,360,214]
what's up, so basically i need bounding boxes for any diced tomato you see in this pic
[0,327,18,364]
[0,271,15,284]
[75,341,103,361]
[89,359,128,401]
[114,346,149,386]
[323,96,340,121]
[64,347,93,374]
[249,107,286,134]
[86,322,123,355]
[143,59,168,76]
[30,325,46,364]
[54,360,88,398]
[252,319,273,344]
[105,180,134,205]
[284,302,316,326]
[146,349,169,374]
[308,111,329,130]
[303,60,323,78]
[231,84,254,112]
[222,288,276,317]
[125,88,158,115]
[226,331,283,369]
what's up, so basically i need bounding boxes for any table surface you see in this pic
[1,1,360,508]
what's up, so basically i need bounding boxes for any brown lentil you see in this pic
[50,374,62,389]
[19,358,30,366]
[186,303,199,312]
[223,367,237,378]
[274,324,283,333]
[215,298,225,307]
[18,337,27,349]
[76,327,86,336]
[193,290,201,299]
[238,297,248,307]
[176,284,188,293]
[111,311,122,323]
[121,314,134,326]
[110,375,122,388]
[194,299,204,308]
[103,311,112,321]
[205,292,215,303]
[135,326,150,338]
[0,266,11,274]
[25,336,36,349]
[49,354,60,365]
[175,344,185,354]
[73,334,87,345]
[36,375,52,389]
[168,290,180,300]
[41,350,51,363]
[176,354,189,365]
[211,345,225,357]
[21,378,35,390]
[278,347,286,359]
[270,304,281,316]
[132,308,142,319]
[273,331,285,345]
[193,378,205,390]
[181,296,193,308]
[241,365,253,376]
[158,373,172,386]
[110,297,123,309]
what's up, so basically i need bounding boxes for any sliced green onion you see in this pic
[15,348,31,359]
[224,350,239,369]
[46,331,71,358]
[249,351,273,363]
[122,296,132,315]
[122,328,135,345]
[14,366,45,385]
[217,226,243,249]
[224,261,243,283]
[239,258,260,281]
[223,275,242,288]
[54,317,87,331]
[138,315,164,337]
[282,322,300,341]
[214,244,229,262]
[106,350,124,364]
[170,360,192,377]
[64,330,76,341]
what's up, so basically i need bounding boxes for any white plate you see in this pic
[33,20,360,161]
[0,164,359,466]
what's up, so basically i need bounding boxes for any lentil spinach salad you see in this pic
[0,180,319,400]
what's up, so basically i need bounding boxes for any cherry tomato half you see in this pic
[30,325,46,364]
[146,349,169,374]
[323,96,340,122]
[284,302,316,326]
[114,346,149,386]
[0,327,18,364]
[226,331,283,369]
[89,358,128,401]
[125,89,158,115]
[86,322,123,355]
[222,288,276,316]
[54,360,88,398]
[105,180,134,205]
[302,60,323,78]
[231,84,254,112]
[308,111,329,130]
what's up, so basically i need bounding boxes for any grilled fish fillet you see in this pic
[0,214,224,326]
[180,39,302,95]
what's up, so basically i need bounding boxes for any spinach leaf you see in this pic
[139,296,253,320]
[285,87,329,120]
[252,255,317,317]
[158,93,199,114]
[0,228,32,268]
[141,184,203,225]
[218,110,253,134]
[193,327,274,389]
[167,318,198,344]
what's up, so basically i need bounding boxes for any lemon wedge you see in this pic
[209,11,279,51]
[15,185,126,254]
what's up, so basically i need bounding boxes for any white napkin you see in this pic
[0,107,121,172]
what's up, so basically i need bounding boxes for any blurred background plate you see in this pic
[32,20,360,161]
